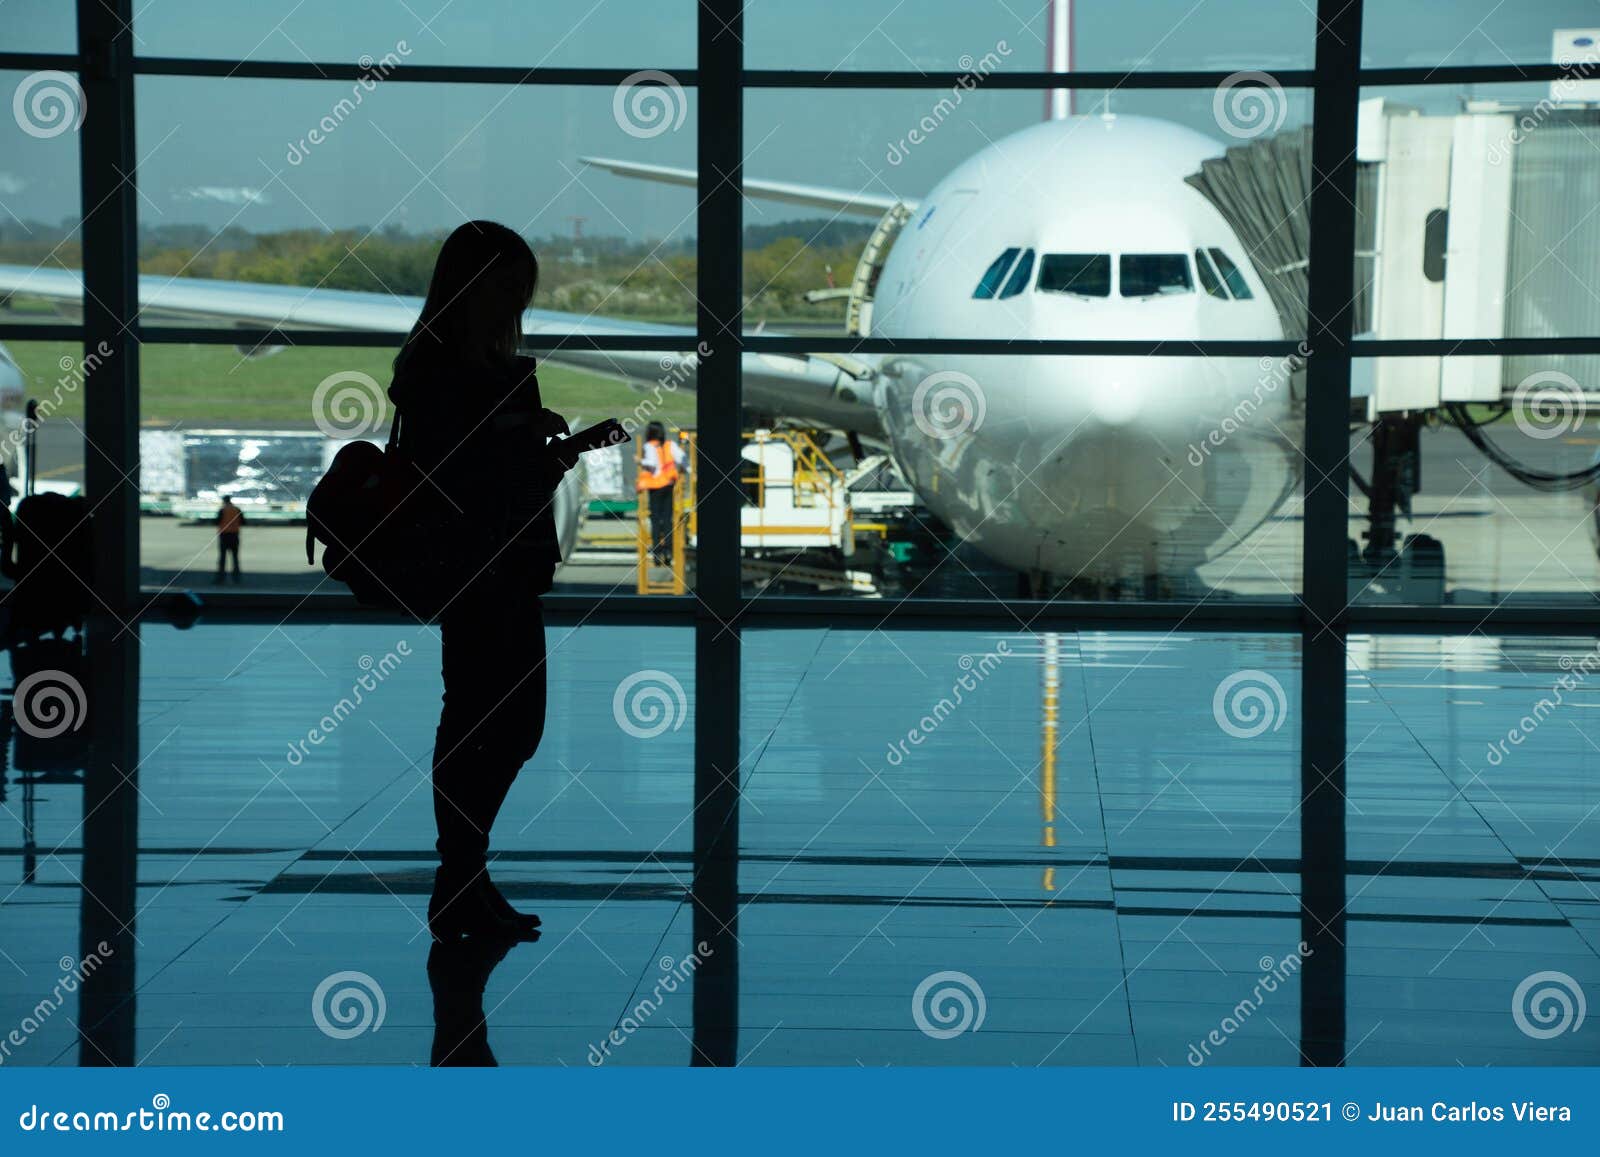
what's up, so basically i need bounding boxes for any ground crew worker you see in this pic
[637,421,687,565]
[216,494,244,583]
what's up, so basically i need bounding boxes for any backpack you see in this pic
[1,492,94,640]
[305,412,496,622]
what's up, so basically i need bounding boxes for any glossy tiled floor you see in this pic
[1,625,1596,1066]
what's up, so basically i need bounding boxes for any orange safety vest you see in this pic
[637,439,680,491]
[218,506,243,534]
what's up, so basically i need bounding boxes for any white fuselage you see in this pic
[867,115,1298,586]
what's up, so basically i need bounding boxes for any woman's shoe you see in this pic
[428,867,530,941]
[482,873,542,933]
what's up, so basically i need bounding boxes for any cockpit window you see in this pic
[1037,253,1110,297]
[1194,249,1229,299]
[1206,248,1254,299]
[1120,254,1192,297]
[998,248,1035,298]
[973,247,1021,299]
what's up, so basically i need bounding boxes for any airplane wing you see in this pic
[579,156,918,218]
[0,263,883,435]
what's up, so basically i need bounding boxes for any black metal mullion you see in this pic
[1358,63,1588,87]
[22,329,1600,359]
[743,68,1314,89]
[690,0,742,1069]
[73,0,141,1069]
[130,57,699,86]
[1299,0,1365,1068]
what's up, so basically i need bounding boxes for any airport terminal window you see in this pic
[1036,253,1110,297]
[998,248,1035,299]
[1194,248,1229,299]
[972,248,1021,299]
[1119,254,1192,297]
[1206,248,1253,299]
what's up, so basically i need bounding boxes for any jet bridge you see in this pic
[1188,95,1600,598]
[1188,99,1600,413]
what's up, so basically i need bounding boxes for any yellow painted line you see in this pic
[37,463,84,479]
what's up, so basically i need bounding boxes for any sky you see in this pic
[2,0,1597,243]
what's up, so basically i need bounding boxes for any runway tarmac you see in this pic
[25,422,1600,602]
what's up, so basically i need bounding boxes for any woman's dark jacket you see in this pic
[387,347,564,593]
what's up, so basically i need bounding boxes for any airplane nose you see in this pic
[1036,357,1221,436]
[1039,357,1157,430]
[1089,373,1142,426]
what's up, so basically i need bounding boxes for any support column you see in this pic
[691,0,744,1068]
[1299,0,1365,1067]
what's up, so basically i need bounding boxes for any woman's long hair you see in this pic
[394,220,537,377]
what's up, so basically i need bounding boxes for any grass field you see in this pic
[5,340,697,428]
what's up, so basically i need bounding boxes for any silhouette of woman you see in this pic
[390,220,574,941]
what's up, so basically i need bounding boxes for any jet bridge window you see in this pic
[1119,254,1192,297]
[1036,253,1110,297]
[1205,248,1254,300]
[972,247,1021,299]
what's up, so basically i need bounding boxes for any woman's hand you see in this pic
[538,408,570,439]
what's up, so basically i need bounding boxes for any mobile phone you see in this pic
[557,419,630,457]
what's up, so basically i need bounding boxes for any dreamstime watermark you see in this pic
[612,669,688,739]
[1487,48,1600,165]
[284,644,411,767]
[622,342,712,438]
[1211,669,1288,739]
[612,71,687,139]
[3,341,113,468]
[285,41,412,164]
[12,71,85,139]
[1510,369,1587,440]
[12,669,88,740]
[880,642,1011,768]
[311,970,386,1040]
[1483,640,1600,767]
[886,41,1012,165]
[1212,71,1287,140]
[1511,970,1586,1039]
[17,1095,285,1134]
[586,944,712,1064]
[312,370,389,438]
[1185,943,1311,1065]
[1187,341,1310,466]
[911,370,986,440]
[0,944,113,1066]
[912,970,986,1039]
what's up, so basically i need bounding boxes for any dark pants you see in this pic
[432,591,547,873]
[647,485,675,563]
[216,532,240,580]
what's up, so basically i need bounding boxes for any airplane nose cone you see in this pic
[1038,357,1154,429]
[1089,376,1142,426]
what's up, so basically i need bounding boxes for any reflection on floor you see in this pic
[1,626,1597,1066]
